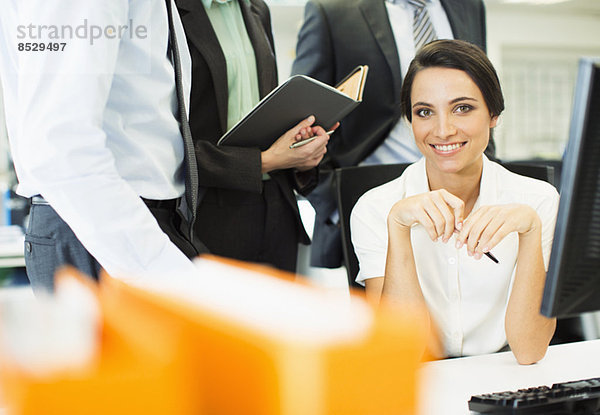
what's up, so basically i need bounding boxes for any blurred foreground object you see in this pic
[0,256,427,415]
[0,274,100,374]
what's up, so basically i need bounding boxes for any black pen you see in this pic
[455,228,498,264]
[485,251,499,264]
[289,129,335,149]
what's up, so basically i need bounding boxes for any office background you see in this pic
[1,0,600,191]
[0,0,599,272]
[255,0,600,286]
[0,4,599,411]
[267,0,600,162]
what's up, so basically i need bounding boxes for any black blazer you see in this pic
[176,0,313,247]
[291,0,490,267]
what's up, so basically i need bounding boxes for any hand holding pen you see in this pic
[290,119,339,149]
[389,189,500,263]
[290,129,335,149]
[261,116,339,173]
[456,203,543,263]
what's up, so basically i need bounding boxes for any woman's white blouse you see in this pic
[351,156,560,356]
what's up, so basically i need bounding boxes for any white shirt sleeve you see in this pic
[350,190,391,285]
[15,2,197,280]
[538,185,560,270]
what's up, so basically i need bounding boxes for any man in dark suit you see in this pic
[176,0,333,272]
[292,0,494,268]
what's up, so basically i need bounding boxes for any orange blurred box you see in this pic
[0,255,426,415]
[0,268,203,415]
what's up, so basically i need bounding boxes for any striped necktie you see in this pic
[165,0,199,240]
[407,0,437,52]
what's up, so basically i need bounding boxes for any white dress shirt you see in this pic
[0,0,198,280]
[351,156,560,356]
[362,0,453,166]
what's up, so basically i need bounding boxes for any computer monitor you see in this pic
[541,57,600,318]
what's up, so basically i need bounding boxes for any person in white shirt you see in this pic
[0,1,328,292]
[0,1,208,293]
[351,40,559,364]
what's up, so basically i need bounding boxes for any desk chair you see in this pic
[336,163,410,290]
[335,162,555,290]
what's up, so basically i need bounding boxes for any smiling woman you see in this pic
[409,67,497,181]
[350,39,560,365]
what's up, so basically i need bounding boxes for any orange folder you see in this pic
[0,256,427,415]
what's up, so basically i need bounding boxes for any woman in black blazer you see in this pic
[176,0,334,272]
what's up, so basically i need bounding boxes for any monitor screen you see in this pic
[541,57,600,318]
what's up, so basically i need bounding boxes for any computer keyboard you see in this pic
[468,377,600,414]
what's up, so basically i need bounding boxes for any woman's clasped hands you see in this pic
[388,190,541,260]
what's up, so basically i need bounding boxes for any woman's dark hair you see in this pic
[400,39,505,122]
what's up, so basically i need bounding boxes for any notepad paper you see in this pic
[335,65,369,101]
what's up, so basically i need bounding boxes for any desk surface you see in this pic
[418,339,600,414]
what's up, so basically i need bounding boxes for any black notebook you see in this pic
[217,65,368,150]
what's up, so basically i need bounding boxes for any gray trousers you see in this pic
[24,203,102,294]
[24,199,204,295]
